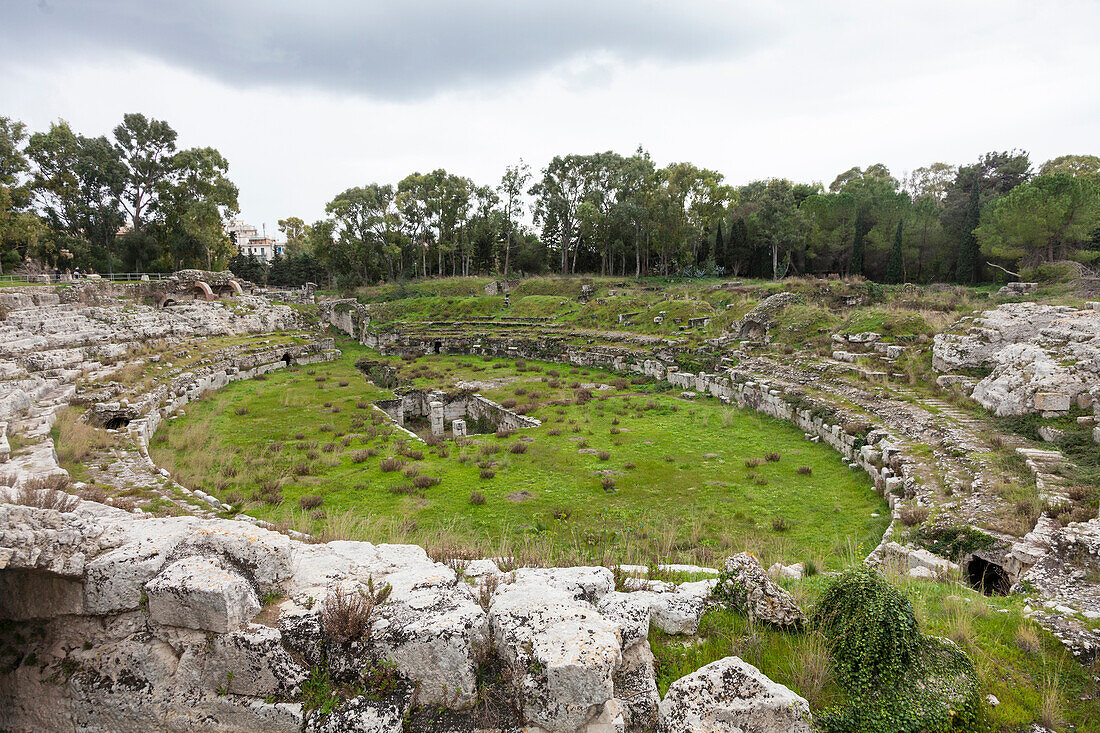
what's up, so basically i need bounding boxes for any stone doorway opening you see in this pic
[966,556,1010,595]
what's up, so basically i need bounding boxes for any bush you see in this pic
[351,450,371,463]
[771,516,791,532]
[601,477,616,493]
[469,491,486,505]
[597,450,611,461]
[380,457,404,472]
[234,406,249,416]
[479,468,496,479]
[411,475,440,489]
[299,494,323,510]
[321,578,391,644]
[510,442,528,454]
[745,458,762,468]
[797,466,812,475]
[765,451,781,462]
[899,505,929,527]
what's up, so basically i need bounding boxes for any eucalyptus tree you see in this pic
[324,184,401,284]
[498,160,530,278]
[158,147,239,270]
[113,113,177,232]
[26,120,125,269]
[0,116,40,274]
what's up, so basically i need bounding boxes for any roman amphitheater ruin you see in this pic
[1,272,1098,732]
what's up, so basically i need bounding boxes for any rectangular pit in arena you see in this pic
[374,389,540,439]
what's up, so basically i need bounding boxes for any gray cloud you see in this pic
[2,0,768,99]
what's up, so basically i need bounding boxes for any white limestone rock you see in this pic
[145,556,260,633]
[490,579,622,732]
[657,656,812,733]
[199,624,307,698]
[304,696,405,733]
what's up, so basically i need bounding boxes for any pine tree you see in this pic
[851,209,865,276]
[955,182,981,283]
[886,219,904,283]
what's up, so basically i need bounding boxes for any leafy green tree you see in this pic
[27,120,126,270]
[277,217,311,256]
[1039,154,1100,179]
[0,117,42,274]
[886,218,904,283]
[159,147,239,270]
[976,173,1100,268]
[113,113,177,231]
[324,184,401,283]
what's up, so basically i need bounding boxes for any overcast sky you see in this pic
[3,0,1098,234]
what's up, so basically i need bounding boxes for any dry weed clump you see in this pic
[321,578,391,644]
[479,468,496,479]
[299,494,323,510]
[469,491,486,505]
[14,476,79,512]
[380,457,404,472]
[509,443,528,455]
[899,505,930,527]
[745,458,763,468]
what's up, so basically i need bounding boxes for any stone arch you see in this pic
[966,556,1010,595]
[192,281,215,301]
[228,279,244,296]
[282,352,293,367]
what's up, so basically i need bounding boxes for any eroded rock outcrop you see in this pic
[933,302,1100,417]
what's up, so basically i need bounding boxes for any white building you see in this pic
[226,220,285,262]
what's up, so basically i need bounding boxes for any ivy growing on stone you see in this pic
[812,566,989,733]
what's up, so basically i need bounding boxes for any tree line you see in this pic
[4,113,1098,284]
[0,113,237,275]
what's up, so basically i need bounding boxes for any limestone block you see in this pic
[451,418,466,438]
[145,556,260,633]
[657,656,812,733]
[490,579,621,732]
[200,624,307,697]
[304,696,404,733]
[1034,392,1071,412]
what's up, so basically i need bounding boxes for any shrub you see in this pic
[899,505,930,527]
[293,462,313,476]
[797,466,812,475]
[510,442,528,454]
[574,388,593,405]
[623,462,636,470]
[469,491,486,505]
[321,578,391,644]
[495,428,514,439]
[299,494,323,510]
[15,476,78,512]
[411,475,440,489]
[601,477,616,493]
[771,516,791,532]
[380,457,404,472]
[597,450,611,461]
[765,451,781,462]
[338,380,349,387]
[479,468,496,479]
[403,467,420,478]
[321,442,336,453]
[404,449,424,461]
[745,458,762,468]
[234,406,249,416]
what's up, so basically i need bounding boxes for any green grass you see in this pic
[650,571,1100,732]
[151,341,888,567]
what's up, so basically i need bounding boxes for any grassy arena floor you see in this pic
[151,340,889,567]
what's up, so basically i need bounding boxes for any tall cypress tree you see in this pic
[851,209,865,276]
[714,220,725,272]
[886,219,904,283]
[955,182,982,283]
